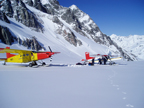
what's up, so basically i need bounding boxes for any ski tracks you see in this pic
[108,67,134,108]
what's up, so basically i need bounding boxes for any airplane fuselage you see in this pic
[5,52,52,63]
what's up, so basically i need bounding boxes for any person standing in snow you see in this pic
[92,58,95,65]
[102,55,109,65]
[98,58,102,65]
[88,58,95,66]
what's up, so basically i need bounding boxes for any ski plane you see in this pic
[81,52,122,65]
[0,46,60,67]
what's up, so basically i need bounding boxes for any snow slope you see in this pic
[0,60,144,108]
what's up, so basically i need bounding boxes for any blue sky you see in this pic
[58,0,144,36]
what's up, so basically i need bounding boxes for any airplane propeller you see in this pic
[48,46,53,62]
[48,46,52,52]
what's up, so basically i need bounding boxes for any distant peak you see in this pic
[69,5,79,10]
[41,0,50,4]
[110,34,117,37]
[41,0,59,5]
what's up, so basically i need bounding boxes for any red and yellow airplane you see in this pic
[0,46,60,67]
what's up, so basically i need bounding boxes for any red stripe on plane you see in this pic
[0,48,4,51]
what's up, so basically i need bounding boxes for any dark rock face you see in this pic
[61,9,76,24]
[53,16,82,46]
[62,30,82,47]
[0,0,43,32]
[49,0,60,10]
[25,0,61,15]
[18,36,44,51]
[0,25,14,45]
[13,0,43,32]
[0,11,10,23]
[52,16,63,25]
[1,0,13,17]
[33,0,47,13]
[15,7,42,32]
[0,25,43,51]
[26,0,33,6]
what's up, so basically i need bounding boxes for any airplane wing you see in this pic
[0,48,32,54]
[32,51,60,54]
[93,55,122,61]
[91,54,120,58]
[0,58,7,61]
[0,47,60,55]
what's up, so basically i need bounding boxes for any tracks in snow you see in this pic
[108,68,134,108]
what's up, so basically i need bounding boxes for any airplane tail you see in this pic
[85,52,90,60]
[82,52,94,61]
[6,47,15,58]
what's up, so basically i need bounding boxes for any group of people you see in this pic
[88,55,110,66]
[98,55,109,65]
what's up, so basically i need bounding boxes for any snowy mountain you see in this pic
[0,1,144,108]
[0,0,138,61]
[110,34,144,60]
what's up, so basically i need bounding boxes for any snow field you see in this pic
[0,60,144,108]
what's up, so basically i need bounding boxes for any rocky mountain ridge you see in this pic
[0,0,138,60]
[110,34,144,60]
